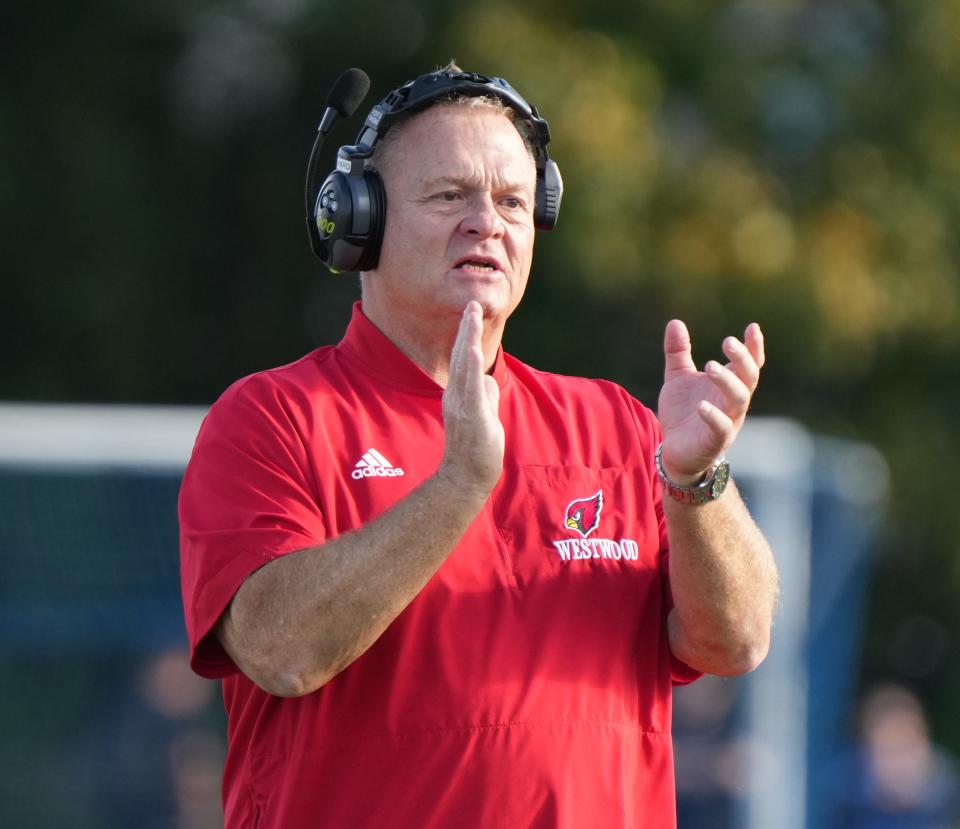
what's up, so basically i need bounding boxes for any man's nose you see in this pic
[458,195,505,238]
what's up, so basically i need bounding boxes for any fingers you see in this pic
[718,323,765,393]
[441,302,505,495]
[448,302,474,378]
[659,321,765,475]
[694,323,766,425]
[705,360,751,409]
[697,400,734,442]
[745,322,765,369]
[664,318,764,395]
[483,374,501,417]
[663,319,764,384]
[663,319,697,378]
[719,338,759,392]
[449,301,482,397]
[457,302,486,409]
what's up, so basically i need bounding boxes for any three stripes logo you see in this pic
[351,448,405,480]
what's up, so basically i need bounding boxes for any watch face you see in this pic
[711,461,731,498]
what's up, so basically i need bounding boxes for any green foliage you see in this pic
[3,0,959,748]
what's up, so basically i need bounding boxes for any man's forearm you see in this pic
[664,480,779,676]
[217,471,488,697]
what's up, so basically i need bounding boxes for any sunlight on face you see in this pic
[364,104,538,329]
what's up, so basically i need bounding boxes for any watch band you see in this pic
[655,443,730,505]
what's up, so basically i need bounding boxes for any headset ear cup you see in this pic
[534,159,563,231]
[315,167,386,273]
[353,170,386,272]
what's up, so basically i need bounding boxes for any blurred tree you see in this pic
[2,0,959,766]
[450,1,960,748]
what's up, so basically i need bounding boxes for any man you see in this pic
[179,65,779,829]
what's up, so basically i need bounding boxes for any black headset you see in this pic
[304,68,563,274]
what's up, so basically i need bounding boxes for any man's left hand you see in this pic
[657,320,765,484]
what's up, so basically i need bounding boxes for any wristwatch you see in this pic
[655,443,730,505]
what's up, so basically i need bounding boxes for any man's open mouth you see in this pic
[454,258,501,272]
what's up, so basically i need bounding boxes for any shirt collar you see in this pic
[336,302,509,394]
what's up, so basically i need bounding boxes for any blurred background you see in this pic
[3,0,960,825]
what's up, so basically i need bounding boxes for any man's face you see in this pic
[367,104,538,327]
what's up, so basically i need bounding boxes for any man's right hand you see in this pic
[438,301,505,498]
[214,301,508,697]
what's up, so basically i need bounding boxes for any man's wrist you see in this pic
[432,464,498,506]
[655,443,730,506]
[655,443,714,485]
[660,461,708,486]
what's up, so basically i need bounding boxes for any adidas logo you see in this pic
[351,448,405,480]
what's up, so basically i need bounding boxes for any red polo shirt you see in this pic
[179,302,698,829]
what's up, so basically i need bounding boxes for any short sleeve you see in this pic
[178,375,327,678]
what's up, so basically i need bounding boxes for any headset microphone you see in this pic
[304,68,371,261]
[305,67,563,274]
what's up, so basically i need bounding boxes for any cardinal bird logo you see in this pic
[563,490,604,539]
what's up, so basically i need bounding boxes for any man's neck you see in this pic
[360,299,503,387]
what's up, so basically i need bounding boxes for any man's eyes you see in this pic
[429,191,528,210]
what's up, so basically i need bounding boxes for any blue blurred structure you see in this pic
[0,404,219,829]
[676,420,890,829]
[805,436,890,828]
[0,405,893,827]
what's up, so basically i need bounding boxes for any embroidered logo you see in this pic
[564,490,603,538]
[351,448,405,480]
[552,488,640,563]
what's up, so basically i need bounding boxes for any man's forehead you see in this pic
[396,105,527,151]
[390,106,535,177]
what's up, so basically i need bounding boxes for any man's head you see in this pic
[367,63,538,176]
[308,66,561,277]
[361,96,539,331]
